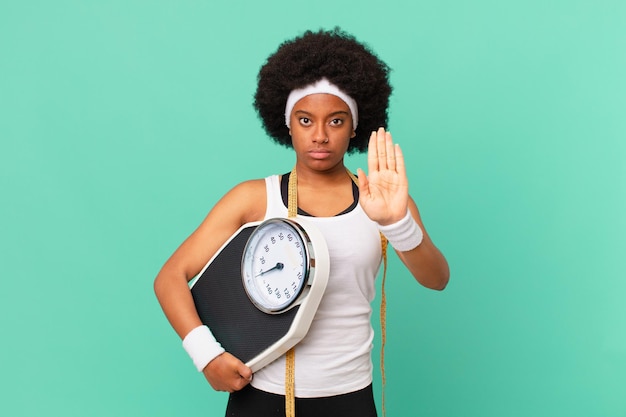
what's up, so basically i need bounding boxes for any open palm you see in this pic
[357,128,410,225]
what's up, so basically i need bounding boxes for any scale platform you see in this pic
[190,219,329,372]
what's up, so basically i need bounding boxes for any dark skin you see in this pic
[153,93,449,392]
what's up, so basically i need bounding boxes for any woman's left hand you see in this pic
[357,128,410,225]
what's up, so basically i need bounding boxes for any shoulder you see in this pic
[217,178,268,224]
[229,178,267,195]
[228,178,270,201]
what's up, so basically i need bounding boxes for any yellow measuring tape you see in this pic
[285,167,298,417]
[286,167,388,417]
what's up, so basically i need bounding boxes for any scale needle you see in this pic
[256,262,284,277]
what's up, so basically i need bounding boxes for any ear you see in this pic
[351,130,356,139]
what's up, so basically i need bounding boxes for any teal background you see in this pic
[1,1,624,416]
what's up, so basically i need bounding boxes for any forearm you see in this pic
[154,267,204,340]
[155,268,251,385]
[396,236,449,290]
[381,199,450,290]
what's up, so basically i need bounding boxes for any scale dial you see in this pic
[241,218,312,314]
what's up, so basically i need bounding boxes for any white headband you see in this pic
[284,78,358,129]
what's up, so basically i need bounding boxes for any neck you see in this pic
[287,163,357,218]
[293,161,350,187]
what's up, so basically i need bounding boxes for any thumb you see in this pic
[238,363,253,381]
[357,168,369,197]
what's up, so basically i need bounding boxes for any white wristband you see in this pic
[182,325,225,372]
[377,210,424,252]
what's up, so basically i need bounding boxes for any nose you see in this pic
[313,123,328,143]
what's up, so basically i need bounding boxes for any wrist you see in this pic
[377,209,423,252]
[182,325,225,372]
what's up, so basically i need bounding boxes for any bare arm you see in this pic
[357,128,449,290]
[153,179,266,391]
[396,198,449,290]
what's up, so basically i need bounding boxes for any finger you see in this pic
[394,144,408,183]
[385,131,395,170]
[227,364,251,392]
[367,130,378,172]
[238,364,253,381]
[356,168,370,199]
[233,373,252,391]
[376,128,387,169]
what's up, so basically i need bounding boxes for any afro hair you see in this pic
[254,28,392,154]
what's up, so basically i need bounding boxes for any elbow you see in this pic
[419,266,450,291]
[153,272,168,300]
[432,275,449,291]
[153,276,162,299]
[435,265,451,290]
[153,266,190,301]
[430,257,450,291]
[422,275,449,291]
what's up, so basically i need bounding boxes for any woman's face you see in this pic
[289,93,356,173]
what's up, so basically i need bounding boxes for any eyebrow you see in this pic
[294,110,350,117]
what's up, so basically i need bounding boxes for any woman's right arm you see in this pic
[153,179,266,392]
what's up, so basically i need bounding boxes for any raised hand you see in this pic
[357,127,410,225]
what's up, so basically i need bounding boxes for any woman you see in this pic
[154,28,449,417]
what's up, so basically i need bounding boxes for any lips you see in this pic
[308,149,331,159]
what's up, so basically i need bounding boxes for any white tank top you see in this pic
[250,175,383,397]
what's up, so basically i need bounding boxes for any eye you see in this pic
[299,117,312,126]
[329,118,343,126]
